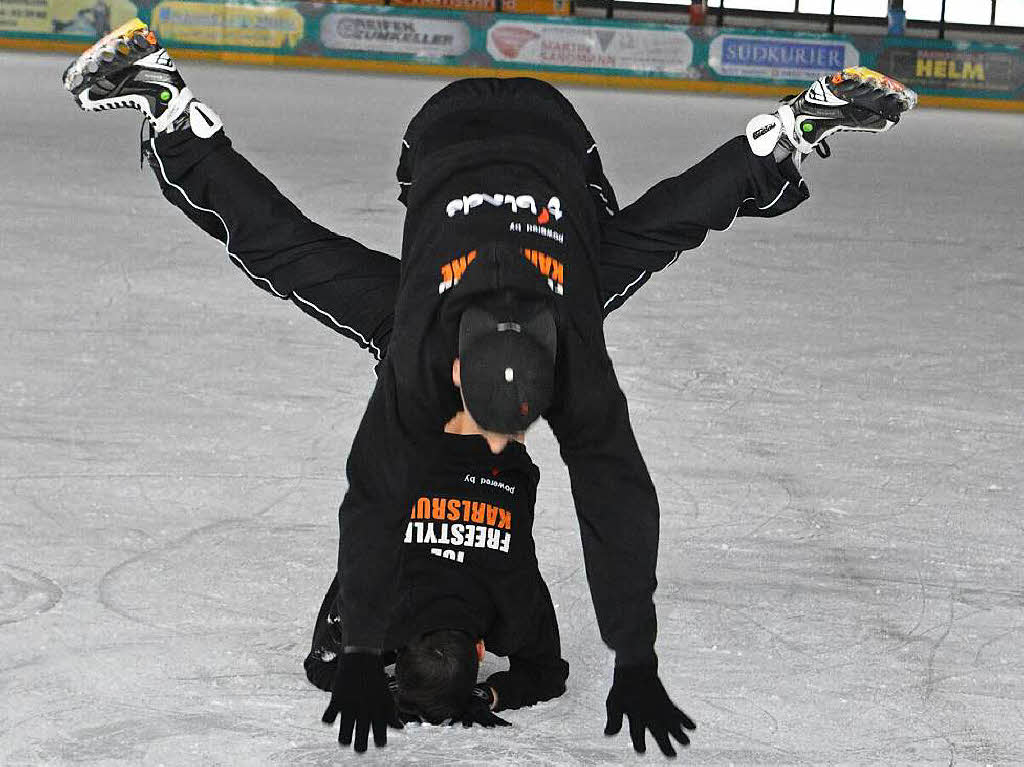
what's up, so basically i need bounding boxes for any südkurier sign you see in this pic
[709,32,861,81]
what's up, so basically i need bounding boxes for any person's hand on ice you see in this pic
[456,684,512,729]
[322,651,403,752]
[605,662,696,758]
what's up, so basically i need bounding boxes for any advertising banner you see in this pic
[708,32,859,81]
[151,1,304,49]
[320,10,470,57]
[0,0,136,35]
[3,1,1021,110]
[875,44,1022,94]
[377,0,568,15]
[487,20,693,75]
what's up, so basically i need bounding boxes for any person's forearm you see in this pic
[336,372,416,649]
[549,369,659,665]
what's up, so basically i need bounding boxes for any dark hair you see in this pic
[395,629,479,723]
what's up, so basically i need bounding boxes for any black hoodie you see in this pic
[343,79,661,666]
[391,432,568,711]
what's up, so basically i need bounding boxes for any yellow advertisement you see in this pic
[0,0,137,35]
[500,0,570,16]
[151,1,304,49]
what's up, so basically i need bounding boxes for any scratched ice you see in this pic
[2,51,1023,765]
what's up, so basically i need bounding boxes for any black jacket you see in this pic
[392,432,568,711]
[146,77,808,666]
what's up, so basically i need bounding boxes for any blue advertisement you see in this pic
[708,32,860,81]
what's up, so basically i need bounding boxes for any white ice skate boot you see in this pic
[62,19,222,137]
[746,66,918,163]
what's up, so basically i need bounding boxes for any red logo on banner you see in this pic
[491,26,539,59]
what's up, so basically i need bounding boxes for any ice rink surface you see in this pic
[1,50,1022,765]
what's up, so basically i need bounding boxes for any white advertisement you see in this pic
[708,33,860,81]
[320,13,470,57]
[487,21,694,75]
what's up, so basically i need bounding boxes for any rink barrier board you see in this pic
[9,35,1024,113]
[7,35,1024,113]
[4,4,1024,113]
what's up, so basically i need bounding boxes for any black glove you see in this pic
[604,663,696,757]
[457,684,512,728]
[321,652,403,752]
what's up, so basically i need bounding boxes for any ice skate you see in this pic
[746,66,917,161]
[62,19,221,136]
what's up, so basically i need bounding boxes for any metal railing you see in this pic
[578,0,1024,40]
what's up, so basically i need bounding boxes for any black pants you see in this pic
[148,78,808,359]
[396,77,620,223]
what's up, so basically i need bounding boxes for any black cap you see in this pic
[458,296,556,434]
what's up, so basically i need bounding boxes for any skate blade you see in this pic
[832,66,918,113]
[63,18,157,93]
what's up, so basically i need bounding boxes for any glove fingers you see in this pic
[338,711,356,746]
[321,701,339,725]
[469,714,494,729]
[653,728,677,758]
[604,697,623,736]
[354,715,372,753]
[667,721,692,747]
[627,715,647,754]
[372,713,388,747]
[674,707,697,732]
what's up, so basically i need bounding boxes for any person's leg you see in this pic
[596,68,916,318]
[598,138,809,316]
[62,21,401,362]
